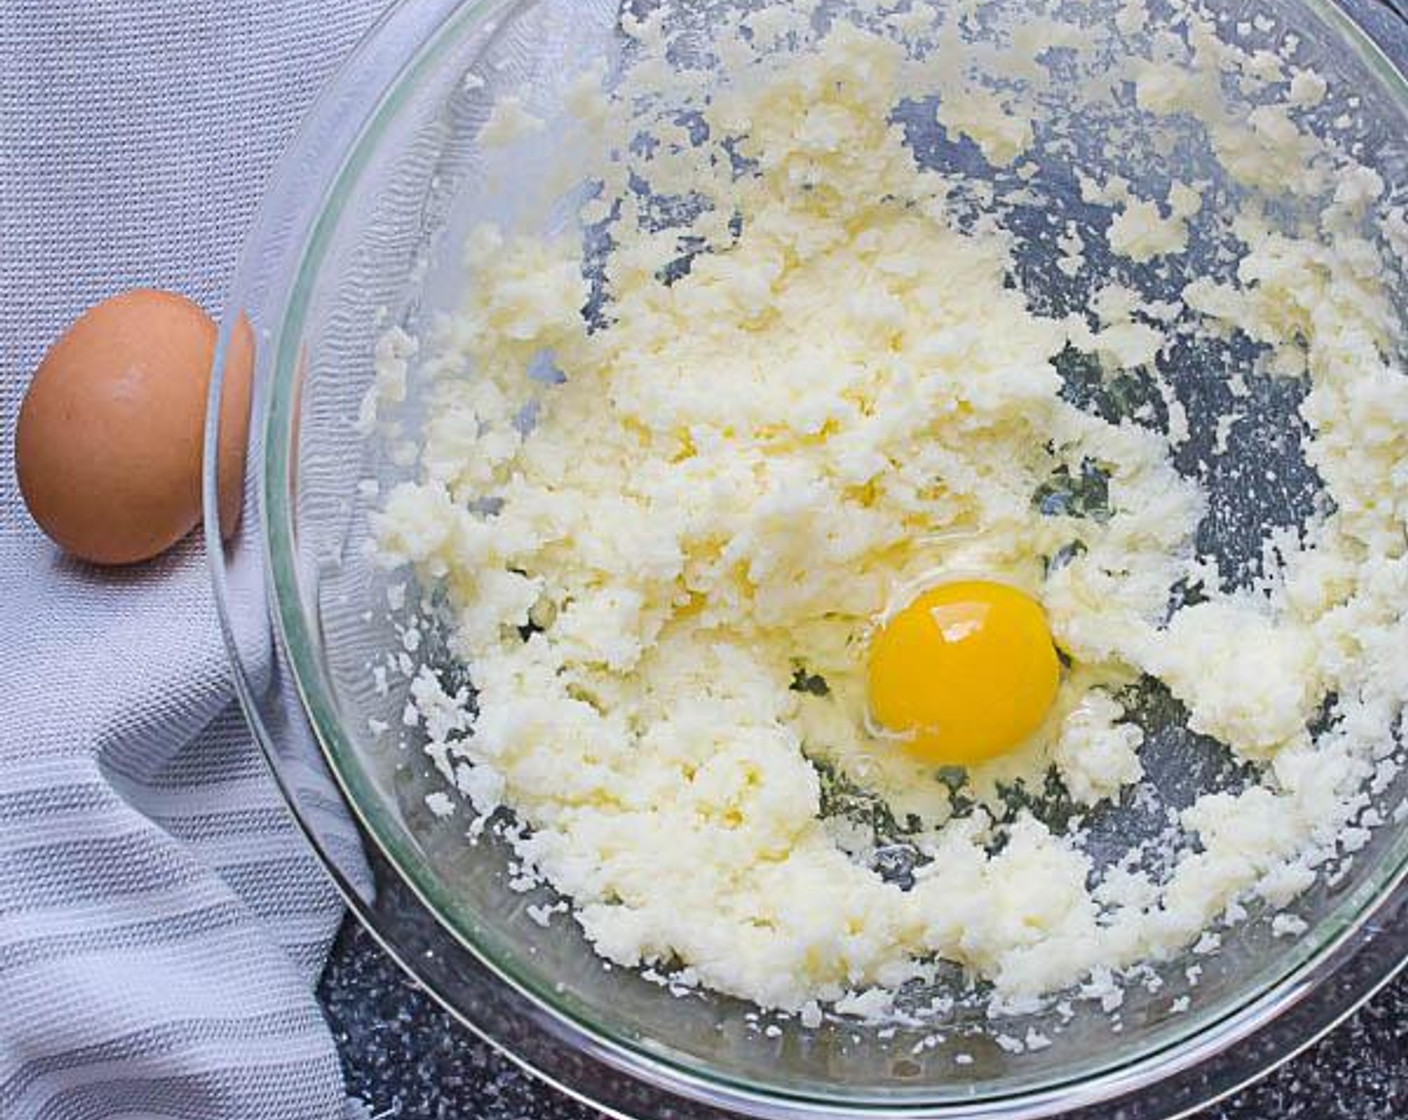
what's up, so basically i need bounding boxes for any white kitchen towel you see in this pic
[1,2,390,1118]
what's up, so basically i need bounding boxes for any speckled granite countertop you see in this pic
[316,3,1408,1114]
[319,918,1405,1120]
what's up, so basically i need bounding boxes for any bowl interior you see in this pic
[262,0,1408,1108]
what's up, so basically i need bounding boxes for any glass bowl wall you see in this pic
[207,1,1408,1116]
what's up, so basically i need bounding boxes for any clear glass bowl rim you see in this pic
[205,1,1408,1116]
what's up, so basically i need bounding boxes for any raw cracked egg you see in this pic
[866,579,1061,766]
[15,289,253,566]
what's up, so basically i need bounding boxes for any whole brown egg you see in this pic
[15,289,253,565]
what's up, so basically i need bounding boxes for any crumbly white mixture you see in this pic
[370,0,1406,1016]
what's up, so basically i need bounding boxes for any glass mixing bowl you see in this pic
[206,1,1408,1116]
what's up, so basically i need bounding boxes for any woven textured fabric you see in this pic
[1,2,389,1118]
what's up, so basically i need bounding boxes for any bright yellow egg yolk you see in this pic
[866,580,1060,766]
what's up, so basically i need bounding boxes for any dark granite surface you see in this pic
[319,919,1405,1120]
[313,3,1408,1115]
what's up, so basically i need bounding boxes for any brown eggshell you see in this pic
[216,313,255,541]
[16,289,216,565]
